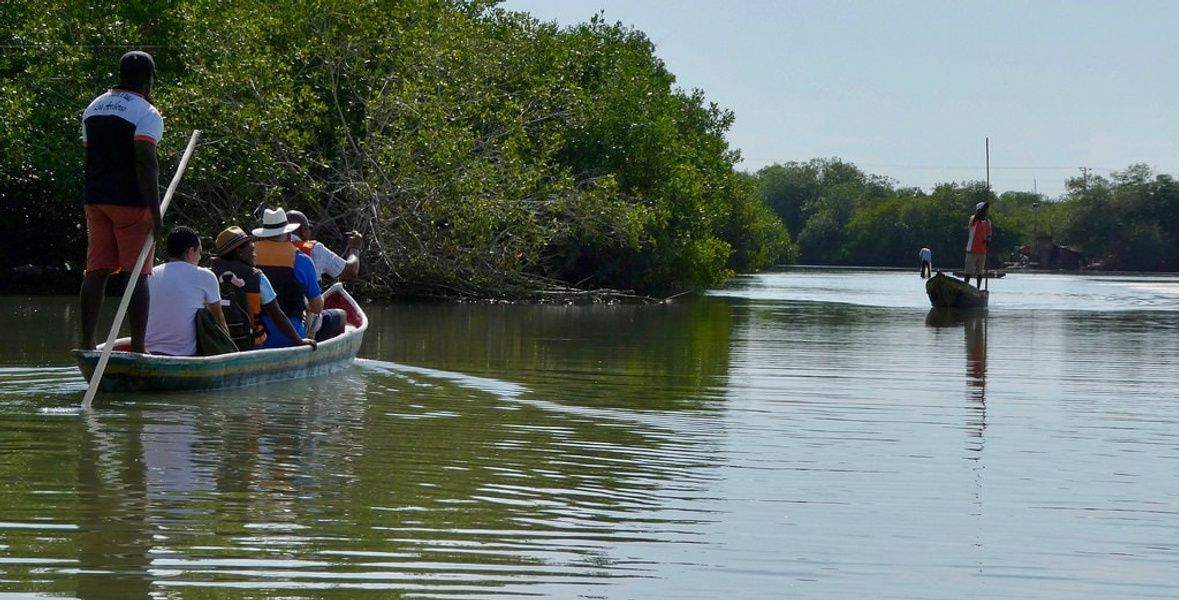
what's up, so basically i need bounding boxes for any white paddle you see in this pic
[81,130,201,409]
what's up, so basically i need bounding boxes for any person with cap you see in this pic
[144,226,226,356]
[79,50,164,352]
[964,201,992,288]
[210,226,315,351]
[251,208,345,348]
[285,209,363,282]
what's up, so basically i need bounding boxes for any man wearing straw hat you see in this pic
[210,225,315,351]
[251,208,343,348]
[79,50,164,352]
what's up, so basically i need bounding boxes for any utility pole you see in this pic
[985,137,990,190]
[1080,167,1091,190]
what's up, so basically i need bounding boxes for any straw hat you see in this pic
[252,207,300,238]
[214,226,251,257]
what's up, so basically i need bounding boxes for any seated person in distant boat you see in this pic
[210,226,315,351]
[285,209,362,283]
[251,208,346,347]
[145,226,228,356]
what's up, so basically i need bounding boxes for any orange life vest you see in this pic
[255,240,305,320]
[294,239,318,257]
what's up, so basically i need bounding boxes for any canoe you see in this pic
[952,270,1005,279]
[73,283,368,393]
[925,272,989,309]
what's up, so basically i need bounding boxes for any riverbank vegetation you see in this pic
[0,0,794,299]
[756,159,1179,271]
[5,3,1176,301]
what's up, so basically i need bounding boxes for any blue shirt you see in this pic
[258,271,277,305]
[257,252,320,348]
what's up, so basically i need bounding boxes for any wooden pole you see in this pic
[984,137,991,291]
[81,130,201,409]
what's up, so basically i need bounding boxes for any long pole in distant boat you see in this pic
[984,137,990,291]
[81,130,201,409]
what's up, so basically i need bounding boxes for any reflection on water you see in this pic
[927,308,988,454]
[3,270,1179,598]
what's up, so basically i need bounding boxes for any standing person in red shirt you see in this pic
[78,51,163,352]
[964,202,992,288]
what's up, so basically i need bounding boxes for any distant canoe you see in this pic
[72,283,367,393]
[952,270,1005,279]
[926,272,989,309]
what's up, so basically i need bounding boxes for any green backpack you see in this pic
[195,307,239,356]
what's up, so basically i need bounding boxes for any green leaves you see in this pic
[2,0,787,296]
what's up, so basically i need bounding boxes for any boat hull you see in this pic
[926,272,989,309]
[73,284,368,393]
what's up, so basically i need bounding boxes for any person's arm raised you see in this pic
[338,232,362,281]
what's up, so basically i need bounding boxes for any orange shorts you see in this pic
[85,204,153,275]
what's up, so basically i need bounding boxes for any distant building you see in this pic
[1031,237,1087,270]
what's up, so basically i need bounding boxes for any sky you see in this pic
[500,0,1179,197]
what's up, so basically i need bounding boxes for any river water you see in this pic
[2,268,1179,598]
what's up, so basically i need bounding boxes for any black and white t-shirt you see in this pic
[81,89,164,206]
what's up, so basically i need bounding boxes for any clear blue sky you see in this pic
[500,0,1179,197]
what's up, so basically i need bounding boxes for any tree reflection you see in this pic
[363,298,734,411]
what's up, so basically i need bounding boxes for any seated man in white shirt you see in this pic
[145,226,228,356]
[285,209,362,282]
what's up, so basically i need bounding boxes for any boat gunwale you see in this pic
[71,284,368,391]
[72,283,367,365]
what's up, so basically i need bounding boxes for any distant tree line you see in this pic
[756,159,1179,272]
[0,0,794,298]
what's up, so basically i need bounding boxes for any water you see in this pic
[2,268,1179,598]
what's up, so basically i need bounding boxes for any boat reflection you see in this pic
[925,307,988,452]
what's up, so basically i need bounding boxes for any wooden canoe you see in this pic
[926,272,989,309]
[73,283,368,393]
[952,270,1005,279]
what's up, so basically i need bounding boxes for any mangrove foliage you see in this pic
[0,0,795,298]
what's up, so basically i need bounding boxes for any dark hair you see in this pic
[166,226,200,259]
[119,51,155,89]
[286,209,310,231]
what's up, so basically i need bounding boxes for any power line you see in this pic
[826,162,1119,173]
[0,44,176,49]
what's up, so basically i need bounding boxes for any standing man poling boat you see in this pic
[79,51,163,352]
[919,246,932,279]
[964,202,992,288]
